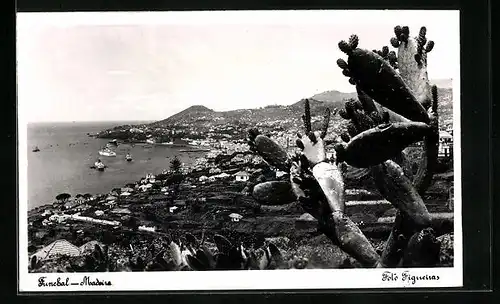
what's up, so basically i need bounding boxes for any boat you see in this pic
[98,148,117,157]
[94,160,106,171]
[109,139,119,146]
[126,154,133,162]
[32,146,40,152]
[146,138,156,145]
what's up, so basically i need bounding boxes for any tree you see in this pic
[170,156,182,173]
[123,216,139,231]
[55,193,71,203]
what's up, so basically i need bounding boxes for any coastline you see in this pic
[27,122,210,210]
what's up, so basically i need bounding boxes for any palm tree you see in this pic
[170,156,182,173]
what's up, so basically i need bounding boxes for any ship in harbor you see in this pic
[92,159,106,171]
[98,147,117,157]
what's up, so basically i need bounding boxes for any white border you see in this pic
[18,10,462,292]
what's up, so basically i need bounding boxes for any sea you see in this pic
[26,121,205,210]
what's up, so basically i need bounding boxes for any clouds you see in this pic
[17,10,459,122]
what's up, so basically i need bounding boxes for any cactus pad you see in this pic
[338,40,430,123]
[392,25,435,110]
[340,122,431,168]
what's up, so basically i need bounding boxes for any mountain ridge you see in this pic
[153,80,452,127]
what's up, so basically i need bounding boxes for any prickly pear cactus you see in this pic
[337,34,430,124]
[391,26,435,109]
[245,25,450,268]
[336,25,446,267]
[338,25,440,194]
[388,25,439,194]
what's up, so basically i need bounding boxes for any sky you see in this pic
[17,10,460,122]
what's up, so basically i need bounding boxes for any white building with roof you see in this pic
[234,171,250,182]
[31,239,80,262]
[438,130,453,158]
[229,213,243,222]
[138,225,156,232]
[169,206,179,213]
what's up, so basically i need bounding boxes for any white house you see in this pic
[129,127,144,133]
[199,175,209,182]
[439,130,453,142]
[74,197,86,205]
[252,156,264,165]
[234,171,250,182]
[326,151,336,160]
[139,184,152,192]
[169,206,179,213]
[138,225,156,232]
[229,213,243,222]
[209,168,222,174]
[215,172,230,179]
[49,214,71,223]
[438,130,453,158]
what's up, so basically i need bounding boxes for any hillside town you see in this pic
[30,81,455,272]
[28,112,455,272]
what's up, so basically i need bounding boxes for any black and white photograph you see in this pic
[17,10,461,291]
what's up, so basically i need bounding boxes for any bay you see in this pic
[26,121,204,210]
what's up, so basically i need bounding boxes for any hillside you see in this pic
[152,90,357,128]
[151,85,452,130]
[152,105,217,127]
[309,90,358,103]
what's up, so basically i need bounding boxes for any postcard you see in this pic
[17,9,461,292]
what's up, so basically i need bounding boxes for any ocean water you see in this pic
[26,121,205,210]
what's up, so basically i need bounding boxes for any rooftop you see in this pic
[234,171,250,176]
